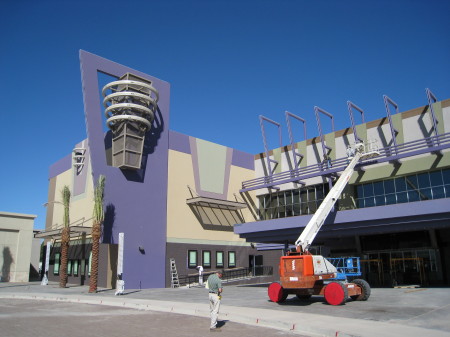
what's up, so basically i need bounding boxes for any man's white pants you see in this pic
[209,293,221,329]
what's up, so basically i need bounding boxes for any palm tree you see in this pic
[59,186,71,288]
[89,175,106,293]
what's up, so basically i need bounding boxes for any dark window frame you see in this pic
[202,250,211,268]
[228,251,236,268]
[188,250,198,269]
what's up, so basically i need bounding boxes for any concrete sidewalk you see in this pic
[0,282,449,337]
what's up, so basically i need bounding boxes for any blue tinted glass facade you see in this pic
[356,169,450,208]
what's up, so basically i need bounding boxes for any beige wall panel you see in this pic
[167,150,246,244]
[50,161,94,232]
[403,114,434,143]
[307,142,322,165]
[443,106,450,133]
[0,212,35,282]
[335,135,352,158]
[367,122,392,149]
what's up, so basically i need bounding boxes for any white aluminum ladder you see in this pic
[170,258,180,288]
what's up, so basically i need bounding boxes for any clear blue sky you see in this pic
[1,0,449,230]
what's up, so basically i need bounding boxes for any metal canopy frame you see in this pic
[383,95,400,155]
[186,196,247,210]
[34,226,91,239]
[285,111,307,170]
[426,88,439,145]
[314,106,335,160]
[259,115,282,177]
[347,101,366,143]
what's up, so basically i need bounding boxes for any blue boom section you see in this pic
[328,257,362,280]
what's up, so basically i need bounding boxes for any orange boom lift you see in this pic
[268,142,378,305]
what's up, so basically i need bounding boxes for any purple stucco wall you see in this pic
[232,148,254,170]
[168,130,191,155]
[80,50,170,289]
[49,154,72,179]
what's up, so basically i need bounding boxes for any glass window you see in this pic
[316,186,324,200]
[202,251,211,268]
[397,192,408,203]
[356,185,364,198]
[443,169,450,184]
[264,194,270,208]
[429,171,443,187]
[269,195,278,208]
[432,186,445,199]
[364,197,375,207]
[395,177,406,192]
[357,198,364,208]
[285,205,294,217]
[285,190,293,205]
[363,183,374,197]
[417,173,430,188]
[373,182,384,196]
[384,180,395,194]
[406,176,419,191]
[375,195,385,206]
[279,192,286,206]
[73,260,79,276]
[53,253,61,275]
[420,188,432,201]
[67,260,72,276]
[408,190,420,202]
[292,190,300,204]
[80,259,86,276]
[293,204,301,216]
[445,185,450,198]
[188,250,198,268]
[228,251,236,268]
[385,194,396,205]
[216,251,224,268]
[307,188,315,202]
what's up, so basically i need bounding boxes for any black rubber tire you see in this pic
[351,279,371,301]
[296,294,312,300]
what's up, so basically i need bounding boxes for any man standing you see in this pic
[207,270,223,331]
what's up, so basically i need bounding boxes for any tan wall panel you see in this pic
[167,149,248,243]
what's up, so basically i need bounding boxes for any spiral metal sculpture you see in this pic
[101,73,159,169]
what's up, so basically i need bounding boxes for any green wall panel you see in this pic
[196,139,227,194]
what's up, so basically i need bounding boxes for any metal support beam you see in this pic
[426,88,439,145]
[259,115,282,177]
[314,106,334,161]
[383,95,400,155]
[285,111,306,170]
[347,101,365,143]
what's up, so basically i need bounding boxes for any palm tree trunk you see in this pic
[59,226,70,288]
[88,222,101,293]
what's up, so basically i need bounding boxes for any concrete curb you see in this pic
[1,292,448,337]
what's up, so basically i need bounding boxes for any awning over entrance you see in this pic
[34,226,92,239]
[186,196,247,231]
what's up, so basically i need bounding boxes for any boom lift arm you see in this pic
[295,142,379,252]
